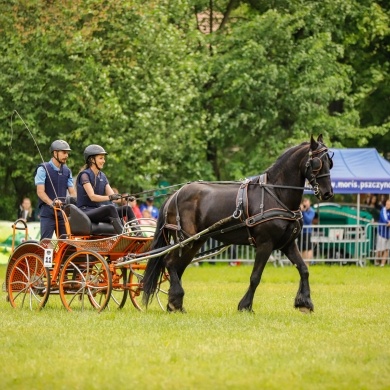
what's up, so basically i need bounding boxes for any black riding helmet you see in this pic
[50,140,71,153]
[83,144,108,163]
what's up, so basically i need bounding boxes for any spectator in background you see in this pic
[141,209,157,226]
[378,195,388,208]
[298,197,316,266]
[139,196,159,219]
[369,195,382,210]
[18,197,36,222]
[364,193,372,206]
[129,198,142,220]
[376,199,390,267]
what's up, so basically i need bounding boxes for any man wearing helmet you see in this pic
[35,140,76,239]
[76,144,137,234]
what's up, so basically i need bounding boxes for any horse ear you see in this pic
[310,134,318,150]
[317,134,324,143]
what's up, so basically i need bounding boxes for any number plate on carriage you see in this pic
[44,249,53,267]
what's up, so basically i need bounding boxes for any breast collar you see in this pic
[234,174,302,246]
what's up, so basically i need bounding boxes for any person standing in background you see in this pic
[376,199,390,267]
[18,197,36,222]
[298,197,316,266]
[129,198,143,220]
[139,196,159,219]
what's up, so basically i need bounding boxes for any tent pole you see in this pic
[357,194,360,228]
[356,194,361,260]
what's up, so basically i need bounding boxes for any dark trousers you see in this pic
[40,205,66,239]
[82,204,136,224]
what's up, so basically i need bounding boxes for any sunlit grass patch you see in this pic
[1,264,390,389]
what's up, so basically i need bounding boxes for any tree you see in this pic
[0,0,211,217]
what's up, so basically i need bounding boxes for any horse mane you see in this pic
[265,141,309,177]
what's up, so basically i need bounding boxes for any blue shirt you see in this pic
[378,206,390,239]
[302,207,315,234]
[35,160,74,188]
[139,203,159,219]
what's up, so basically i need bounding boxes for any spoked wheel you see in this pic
[107,266,128,309]
[7,253,50,310]
[128,262,169,311]
[155,271,170,311]
[59,250,112,312]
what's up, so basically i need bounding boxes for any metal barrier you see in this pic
[197,223,390,267]
[302,224,368,266]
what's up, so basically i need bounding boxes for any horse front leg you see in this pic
[238,246,272,312]
[282,241,314,313]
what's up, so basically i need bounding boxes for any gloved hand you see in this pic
[52,199,63,207]
[109,193,122,201]
[125,196,136,202]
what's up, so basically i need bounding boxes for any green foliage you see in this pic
[205,9,358,176]
[0,0,389,218]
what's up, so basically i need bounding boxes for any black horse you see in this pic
[142,135,333,313]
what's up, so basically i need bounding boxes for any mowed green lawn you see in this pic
[1,263,389,390]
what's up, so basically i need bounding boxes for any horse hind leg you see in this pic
[165,244,203,312]
[166,263,186,313]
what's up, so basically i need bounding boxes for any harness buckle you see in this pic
[292,211,303,220]
[233,209,242,219]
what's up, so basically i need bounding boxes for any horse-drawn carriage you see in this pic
[4,199,168,312]
[4,135,334,314]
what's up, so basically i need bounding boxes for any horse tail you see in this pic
[142,202,169,307]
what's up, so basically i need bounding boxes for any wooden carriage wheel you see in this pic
[128,262,169,311]
[7,253,50,310]
[59,250,112,312]
[107,266,128,309]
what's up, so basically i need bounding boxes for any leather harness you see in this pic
[233,174,302,246]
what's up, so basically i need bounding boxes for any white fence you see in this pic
[198,223,388,267]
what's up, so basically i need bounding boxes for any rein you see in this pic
[132,180,314,206]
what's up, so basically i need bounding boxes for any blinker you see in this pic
[311,157,322,172]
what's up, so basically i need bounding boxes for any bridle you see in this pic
[304,145,334,197]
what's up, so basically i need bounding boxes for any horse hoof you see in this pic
[238,307,255,314]
[298,307,312,314]
[167,303,186,313]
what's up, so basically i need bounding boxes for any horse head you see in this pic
[303,134,334,201]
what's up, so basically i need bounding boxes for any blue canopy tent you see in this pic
[308,148,390,259]
[325,148,390,227]
[330,148,390,195]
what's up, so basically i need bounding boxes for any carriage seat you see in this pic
[64,198,116,236]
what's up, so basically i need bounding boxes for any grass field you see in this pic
[1,263,389,390]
